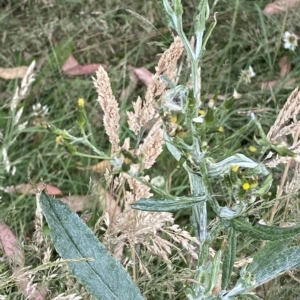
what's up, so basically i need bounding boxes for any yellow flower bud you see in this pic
[56,135,64,143]
[249,145,257,153]
[231,164,240,172]
[170,115,177,123]
[77,98,85,107]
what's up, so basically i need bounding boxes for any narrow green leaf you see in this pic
[221,96,235,110]
[222,119,256,152]
[206,250,222,294]
[39,193,143,300]
[164,129,182,161]
[131,196,204,212]
[221,227,237,290]
[231,217,300,241]
[238,294,263,300]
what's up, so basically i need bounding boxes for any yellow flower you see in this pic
[231,164,240,172]
[199,109,206,115]
[56,135,64,143]
[242,182,251,190]
[77,98,85,107]
[170,114,177,123]
[177,131,187,138]
[218,126,224,133]
[248,145,257,152]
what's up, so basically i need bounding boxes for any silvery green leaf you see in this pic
[255,174,273,196]
[164,130,182,161]
[231,217,300,241]
[247,240,291,276]
[221,228,237,290]
[228,243,300,296]
[131,195,205,212]
[218,204,246,219]
[39,193,143,300]
[207,154,269,178]
[206,250,222,294]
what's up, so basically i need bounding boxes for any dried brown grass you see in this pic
[93,37,198,286]
[264,87,300,224]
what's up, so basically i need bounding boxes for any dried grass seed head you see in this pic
[156,36,184,78]
[138,119,164,170]
[11,60,36,111]
[127,96,158,134]
[145,36,184,110]
[267,87,300,142]
[93,66,120,155]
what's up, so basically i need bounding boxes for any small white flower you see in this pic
[2,148,11,173]
[283,31,298,51]
[150,176,165,188]
[32,103,49,117]
[11,166,16,176]
[18,121,28,131]
[192,116,204,123]
[208,99,215,108]
[258,219,266,225]
[233,89,242,99]
[248,66,256,77]
[240,65,256,84]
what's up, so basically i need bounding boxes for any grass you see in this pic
[1,0,300,299]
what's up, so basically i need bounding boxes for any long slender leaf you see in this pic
[39,193,143,300]
[221,227,236,290]
[131,196,204,211]
[231,217,300,241]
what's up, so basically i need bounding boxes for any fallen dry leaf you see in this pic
[0,66,29,80]
[60,194,95,212]
[261,78,296,89]
[206,94,229,100]
[5,183,63,195]
[62,54,105,76]
[264,0,300,14]
[134,67,153,86]
[279,55,291,78]
[261,55,294,89]
[62,55,78,71]
[0,223,46,299]
[60,186,121,220]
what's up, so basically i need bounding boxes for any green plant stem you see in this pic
[72,137,111,159]
[74,152,112,160]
